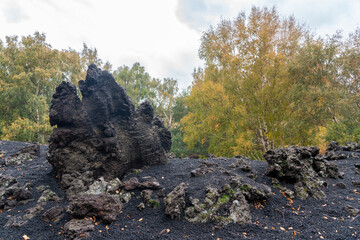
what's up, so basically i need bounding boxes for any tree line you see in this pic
[0,32,187,154]
[1,7,359,159]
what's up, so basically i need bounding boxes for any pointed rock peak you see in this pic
[48,65,171,183]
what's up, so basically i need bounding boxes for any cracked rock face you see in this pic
[47,64,171,182]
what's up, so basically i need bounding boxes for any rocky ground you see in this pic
[0,140,359,240]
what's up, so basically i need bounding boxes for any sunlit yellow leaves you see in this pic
[2,116,53,143]
[182,80,238,157]
[22,235,30,240]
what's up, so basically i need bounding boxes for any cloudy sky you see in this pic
[1,0,359,89]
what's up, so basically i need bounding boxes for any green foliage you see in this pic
[154,77,179,128]
[168,89,191,157]
[169,127,188,157]
[2,21,359,159]
[172,89,190,123]
[2,116,53,143]
[113,62,180,128]
[240,184,251,192]
[326,120,360,144]
[0,32,79,143]
[113,63,158,106]
[220,195,230,204]
[183,7,307,156]
[148,199,161,208]
[80,43,105,78]
[325,28,360,144]
[0,32,107,143]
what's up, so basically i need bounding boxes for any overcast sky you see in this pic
[1,0,359,90]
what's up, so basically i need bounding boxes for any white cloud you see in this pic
[3,1,28,23]
[176,0,228,32]
[0,0,359,90]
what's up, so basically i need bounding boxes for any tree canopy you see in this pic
[113,63,179,128]
[181,7,360,158]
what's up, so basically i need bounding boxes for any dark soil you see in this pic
[0,140,359,239]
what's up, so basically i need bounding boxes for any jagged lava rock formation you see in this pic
[47,64,171,182]
[264,146,341,199]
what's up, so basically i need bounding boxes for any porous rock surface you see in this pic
[0,174,32,210]
[184,177,271,226]
[64,218,95,239]
[3,143,40,166]
[265,146,340,199]
[164,182,188,220]
[47,64,171,183]
[41,206,64,223]
[69,194,123,224]
[325,141,360,160]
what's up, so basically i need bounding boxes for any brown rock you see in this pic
[122,177,160,190]
[141,189,153,204]
[24,204,45,219]
[70,194,123,224]
[4,216,28,228]
[122,177,140,190]
[42,206,64,223]
[64,218,95,239]
[140,178,160,189]
[4,143,40,166]
[334,182,347,189]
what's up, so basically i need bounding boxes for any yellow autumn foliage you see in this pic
[181,7,348,158]
[2,116,53,144]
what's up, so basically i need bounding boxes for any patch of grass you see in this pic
[148,199,160,208]
[135,169,142,174]
[240,184,251,192]
[220,195,230,204]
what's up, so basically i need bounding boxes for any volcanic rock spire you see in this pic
[47,64,171,181]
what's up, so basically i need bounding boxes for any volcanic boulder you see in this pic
[64,218,95,239]
[69,194,123,224]
[164,182,188,220]
[42,206,64,223]
[324,141,360,160]
[264,146,340,199]
[47,64,171,183]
